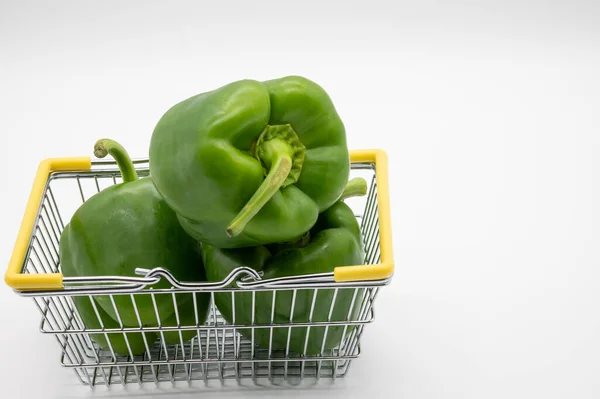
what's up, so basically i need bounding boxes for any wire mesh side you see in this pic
[33,283,377,385]
[53,300,368,386]
[43,286,376,355]
[21,161,383,386]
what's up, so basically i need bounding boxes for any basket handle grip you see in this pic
[334,149,394,282]
[4,157,91,290]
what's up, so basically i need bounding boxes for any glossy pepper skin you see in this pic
[59,139,211,345]
[149,75,351,248]
[202,179,367,355]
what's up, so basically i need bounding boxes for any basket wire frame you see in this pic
[20,160,385,387]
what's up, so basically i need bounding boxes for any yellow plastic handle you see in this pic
[4,157,91,290]
[334,149,394,282]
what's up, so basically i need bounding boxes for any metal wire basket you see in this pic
[4,149,394,388]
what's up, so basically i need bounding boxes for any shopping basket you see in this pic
[4,149,394,387]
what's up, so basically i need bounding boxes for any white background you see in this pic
[1,0,600,398]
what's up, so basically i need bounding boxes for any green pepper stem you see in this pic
[93,139,138,183]
[339,177,368,201]
[226,154,292,238]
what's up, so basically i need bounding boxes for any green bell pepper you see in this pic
[59,139,210,336]
[202,178,367,355]
[149,75,351,248]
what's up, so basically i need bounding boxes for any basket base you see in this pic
[56,306,366,388]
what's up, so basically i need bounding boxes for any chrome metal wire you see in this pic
[15,159,385,387]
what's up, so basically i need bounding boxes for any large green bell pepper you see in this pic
[149,75,351,248]
[59,139,211,338]
[202,178,367,355]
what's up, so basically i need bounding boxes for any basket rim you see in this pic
[5,149,393,293]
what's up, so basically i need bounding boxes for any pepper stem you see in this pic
[226,154,292,237]
[339,177,368,201]
[226,124,305,238]
[93,138,138,183]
